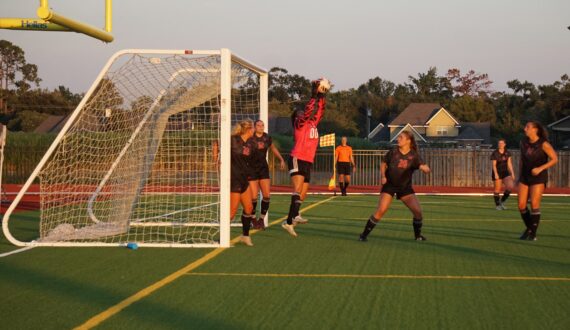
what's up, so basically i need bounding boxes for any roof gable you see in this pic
[389,103,441,126]
[548,115,570,130]
[425,107,459,125]
[368,122,385,139]
[390,123,427,143]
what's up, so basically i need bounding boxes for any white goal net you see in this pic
[2,49,268,248]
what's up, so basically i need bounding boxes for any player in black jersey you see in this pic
[230,120,257,246]
[248,120,286,230]
[490,139,515,210]
[517,121,558,241]
[359,131,431,241]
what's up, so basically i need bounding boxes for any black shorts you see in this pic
[492,170,510,181]
[519,173,548,186]
[337,162,352,175]
[381,184,415,199]
[288,156,312,183]
[231,177,250,194]
[249,165,270,181]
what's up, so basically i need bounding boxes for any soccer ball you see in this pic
[317,78,331,93]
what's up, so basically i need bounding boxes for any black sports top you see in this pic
[384,148,424,188]
[250,132,272,167]
[231,135,256,180]
[520,138,548,178]
[490,149,511,174]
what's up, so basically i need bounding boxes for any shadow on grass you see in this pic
[296,220,570,271]
[0,261,238,329]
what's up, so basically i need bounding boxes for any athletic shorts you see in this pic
[249,164,270,181]
[288,156,312,183]
[231,177,250,194]
[492,170,510,181]
[381,184,415,200]
[337,162,352,175]
[519,172,548,186]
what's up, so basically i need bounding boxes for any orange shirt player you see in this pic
[335,137,356,196]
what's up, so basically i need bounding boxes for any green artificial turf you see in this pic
[1,195,569,329]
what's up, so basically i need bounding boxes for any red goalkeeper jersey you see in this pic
[290,97,326,163]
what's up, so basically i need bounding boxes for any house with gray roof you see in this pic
[369,103,491,148]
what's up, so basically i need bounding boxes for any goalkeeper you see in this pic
[281,78,329,237]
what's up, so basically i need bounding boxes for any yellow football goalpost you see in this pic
[0,0,114,42]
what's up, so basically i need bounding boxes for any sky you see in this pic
[1,0,569,94]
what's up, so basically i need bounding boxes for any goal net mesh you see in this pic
[37,52,261,245]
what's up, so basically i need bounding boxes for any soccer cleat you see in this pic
[415,235,427,241]
[528,233,538,241]
[252,218,265,230]
[240,235,254,246]
[500,202,507,210]
[358,234,368,242]
[293,215,308,225]
[281,221,298,237]
[519,229,532,240]
[495,205,503,210]
[257,218,266,230]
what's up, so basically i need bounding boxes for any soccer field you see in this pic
[1,194,569,329]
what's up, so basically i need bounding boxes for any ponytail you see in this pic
[232,119,253,136]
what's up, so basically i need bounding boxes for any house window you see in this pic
[436,126,448,136]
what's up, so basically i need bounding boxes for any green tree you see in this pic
[0,40,41,112]
[450,95,496,123]
[407,67,452,101]
[7,110,48,132]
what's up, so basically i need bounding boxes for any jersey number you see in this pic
[309,127,319,139]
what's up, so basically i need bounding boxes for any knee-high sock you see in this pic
[530,208,541,235]
[519,208,531,230]
[286,193,301,225]
[361,215,379,238]
[344,182,349,193]
[260,198,270,217]
[339,182,345,193]
[501,190,511,202]
[251,200,258,217]
[413,218,423,237]
[493,193,500,206]
[241,213,254,236]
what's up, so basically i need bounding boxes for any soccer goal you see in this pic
[2,49,268,248]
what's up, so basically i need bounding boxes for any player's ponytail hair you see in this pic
[232,119,253,136]
[401,131,418,152]
[527,121,549,141]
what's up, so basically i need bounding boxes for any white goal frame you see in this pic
[2,49,268,248]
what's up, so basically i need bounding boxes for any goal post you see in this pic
[2,49,268,248]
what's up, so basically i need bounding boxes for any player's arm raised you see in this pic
[311,78,329,124]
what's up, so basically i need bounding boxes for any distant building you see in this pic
[548,115,570,149]
[369,103,491,148]
[33,115,69,133]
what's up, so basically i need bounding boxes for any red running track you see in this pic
[2,184,569,214]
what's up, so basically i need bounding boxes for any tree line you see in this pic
[1,39,569,146]
[269,67,570,146]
